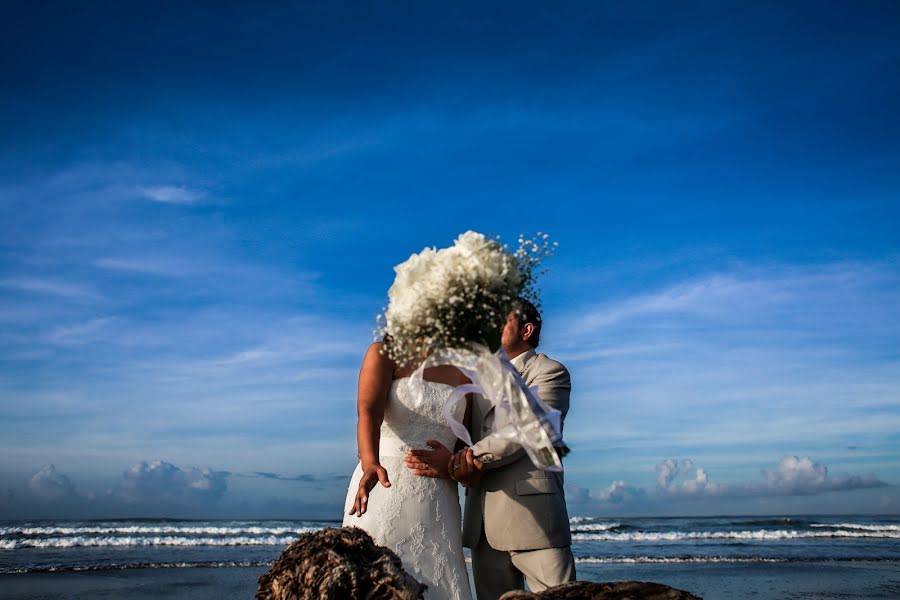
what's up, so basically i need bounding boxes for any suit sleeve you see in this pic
[471,359,571,470]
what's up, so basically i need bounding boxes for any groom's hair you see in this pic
[513,299,542,349]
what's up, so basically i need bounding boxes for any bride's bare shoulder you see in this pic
[362,341,396,374]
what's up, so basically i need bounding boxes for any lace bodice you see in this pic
[380,379,464,455]
[343,377,472,600]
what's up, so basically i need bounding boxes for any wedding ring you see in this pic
[452,463,460,471]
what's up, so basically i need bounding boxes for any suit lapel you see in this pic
[517,349,537,382]
[481,349,537,421]
[475,393,493,420]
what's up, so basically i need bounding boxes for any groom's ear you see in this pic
[521,322,535,343]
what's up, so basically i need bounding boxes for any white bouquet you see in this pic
[379,230,552,366]
[378,231,565,471]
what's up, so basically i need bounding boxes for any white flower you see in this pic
[379,230,553,365]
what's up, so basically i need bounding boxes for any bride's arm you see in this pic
[348,342,394,517]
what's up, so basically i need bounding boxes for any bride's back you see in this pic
[380,379,461,455]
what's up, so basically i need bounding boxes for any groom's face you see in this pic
[500,311,522,352]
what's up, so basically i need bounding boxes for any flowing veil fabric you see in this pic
[408,345,564,471]
[343,378,472,600]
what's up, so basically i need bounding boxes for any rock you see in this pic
[500,580,703,600]
[256,526,427,600]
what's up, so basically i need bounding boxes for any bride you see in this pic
[342,340,474,600]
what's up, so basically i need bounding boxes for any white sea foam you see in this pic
[575,556,786,564]
[569,516,598,524]
[571,529,900,542]
[0,560,274,574]
[571,523,623,532]
[0,535,298,550]
[0,525,319,536]
[810,523,900,532]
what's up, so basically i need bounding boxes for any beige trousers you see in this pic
[471,528,576,600]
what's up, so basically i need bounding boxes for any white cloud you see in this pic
[46,317,118,345]
[28,465,79,501]
[656,456,888,498]
[139,185,204,205]
[93,257,194,277]
[568,480,646,505]
[113,460,229,504]
[568,260,900,337]
[656,458,723,496]
[581,275,774,328]
[556,260,900,456]
[0,278,99,300]
[593,480,647,503]
[758,455,888,496]
[569,455,890,510]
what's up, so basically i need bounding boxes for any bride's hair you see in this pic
[512,299,542,349]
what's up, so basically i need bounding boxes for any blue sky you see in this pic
[1,1,898,519]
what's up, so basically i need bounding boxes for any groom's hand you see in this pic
[404,440,452,478]
[449,448,484,488]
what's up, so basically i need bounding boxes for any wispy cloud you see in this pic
[558,260,900,455]
[93,257,195,277]
[0,278,100,301]
[138,185,205,205]
[46,317,118,345]
[240,471,346,483]
[574,261,899,332]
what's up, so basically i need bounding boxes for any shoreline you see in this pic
[2,559,899,600]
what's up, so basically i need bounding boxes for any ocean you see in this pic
[1,514,899,598]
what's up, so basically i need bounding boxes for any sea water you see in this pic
[1,514,898,598]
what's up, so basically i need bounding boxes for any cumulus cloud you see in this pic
[28,465,79,501]
[656,456,888,498]
[570,455,889,510]
[113,460,229,504]
[593,480,646,503]
[656,458,723,497]
[757,455,887,496]
[568,480,646,505]
[139,185,204,204]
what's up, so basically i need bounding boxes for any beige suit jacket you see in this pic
[461,349,572,552]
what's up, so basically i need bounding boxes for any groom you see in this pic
[405,300,575,599]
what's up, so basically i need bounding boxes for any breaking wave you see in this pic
[572,529,900,542]
[574,555,898,564]
[0,525,318,537]
[810,523,900,532]
[0,560,273,574]
[0,535,297,550]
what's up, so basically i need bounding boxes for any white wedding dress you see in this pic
[343,378,473,600]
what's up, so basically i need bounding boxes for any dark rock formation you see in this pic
[500,580,702,600]
[256,526,426,600]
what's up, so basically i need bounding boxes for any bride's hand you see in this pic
[404,440,452,478]
[349,464,391,517]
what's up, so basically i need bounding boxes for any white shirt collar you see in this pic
[509,348,535,372]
